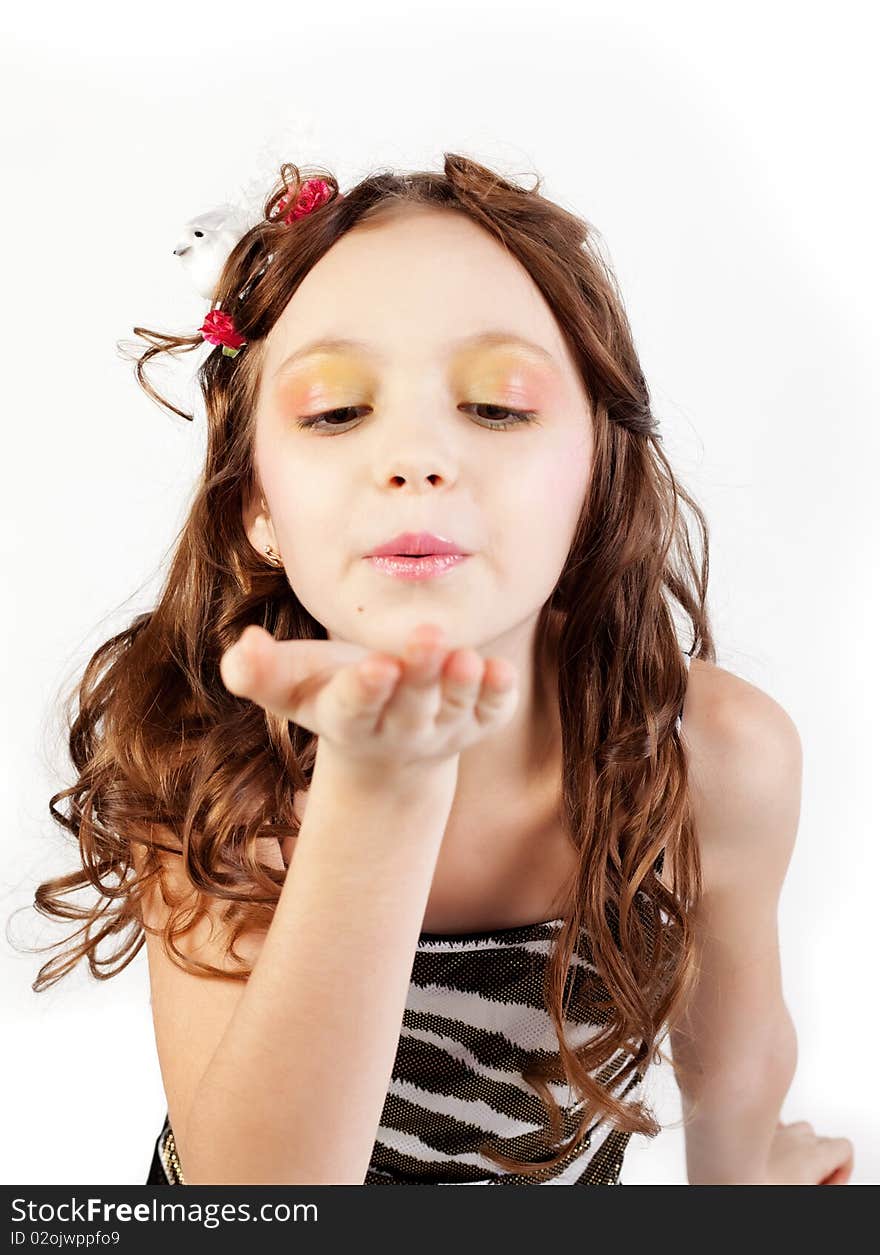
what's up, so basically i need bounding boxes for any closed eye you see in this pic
[296,403,539,433]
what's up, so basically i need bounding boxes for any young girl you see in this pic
[30,154,853,1186]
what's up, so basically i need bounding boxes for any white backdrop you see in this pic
[2,0,877,1186]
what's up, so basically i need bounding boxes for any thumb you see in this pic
[219,626,330,711]
[220,625,283,701]
[219,626,369,719]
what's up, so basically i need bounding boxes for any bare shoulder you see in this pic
[678,656,803,897]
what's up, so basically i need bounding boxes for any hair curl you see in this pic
[20,153,715,1178]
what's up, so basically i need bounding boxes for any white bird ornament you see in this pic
[171,204,257,301]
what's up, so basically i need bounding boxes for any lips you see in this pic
[367,531,467,558]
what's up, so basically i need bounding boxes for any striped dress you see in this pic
[147,651,691,1186]
[362,916,651,1185]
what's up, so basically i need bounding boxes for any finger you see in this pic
[436,647,487,722]
[815,1137,854,1183]
[220,625,281,701]
[320,653,403,734]
[473,655,519,724]
[220,626,362,714]
[381,625,449,732]
[821,1164,853,1185]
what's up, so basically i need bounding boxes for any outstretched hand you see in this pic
[219,621,520,770]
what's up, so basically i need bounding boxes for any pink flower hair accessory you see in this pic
[197,176,337,359]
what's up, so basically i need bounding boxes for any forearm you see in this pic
[183,740,459,1185]
[682,1013,798,1184]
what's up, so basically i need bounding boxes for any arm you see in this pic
[180,741,459,1185]
[670,671,802,1185]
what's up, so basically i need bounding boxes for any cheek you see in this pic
[487,442,590,597]
[518,436,591,538]
[254,430,334,540]
[270,485,327,553]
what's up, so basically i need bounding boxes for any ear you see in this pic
[241,482,279,561]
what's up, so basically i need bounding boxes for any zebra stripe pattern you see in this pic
[362,919,648,1185]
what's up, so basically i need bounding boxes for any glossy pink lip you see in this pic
[366,554,470,581]
[367,531,468,557]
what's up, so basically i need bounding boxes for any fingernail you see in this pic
[492,661,516,686]
[360,662,397,687]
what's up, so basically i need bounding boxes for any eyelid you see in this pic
[295,402,539,434]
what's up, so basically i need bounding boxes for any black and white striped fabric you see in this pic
[147,650,691,1186]
[363,918,647,1185]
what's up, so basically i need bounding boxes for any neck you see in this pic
[447,608,564,835]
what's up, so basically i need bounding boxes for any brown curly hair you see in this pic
[19,152,715,1177]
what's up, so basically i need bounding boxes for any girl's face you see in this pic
[249,205,593,655]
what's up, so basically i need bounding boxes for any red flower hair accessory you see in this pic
[198,308,248,358]
[278,177,333,224]
[198,177,336,358]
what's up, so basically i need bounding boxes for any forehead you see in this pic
[262,205,582,385]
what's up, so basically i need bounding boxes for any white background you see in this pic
[2,0,877,1186]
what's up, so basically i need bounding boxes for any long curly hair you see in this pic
[22,153,715,1177]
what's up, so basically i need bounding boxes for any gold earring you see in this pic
[264,545,283,568]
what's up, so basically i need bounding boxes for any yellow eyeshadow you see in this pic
[276,362,366,407]
[457,345,559,389]
[276,350,557,406]
[470,365,527,390]
[462,360,555,405]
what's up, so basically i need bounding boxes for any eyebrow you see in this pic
[272,330,561,378]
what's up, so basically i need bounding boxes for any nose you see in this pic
[389,472,446,487]
[377,403,458,489]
